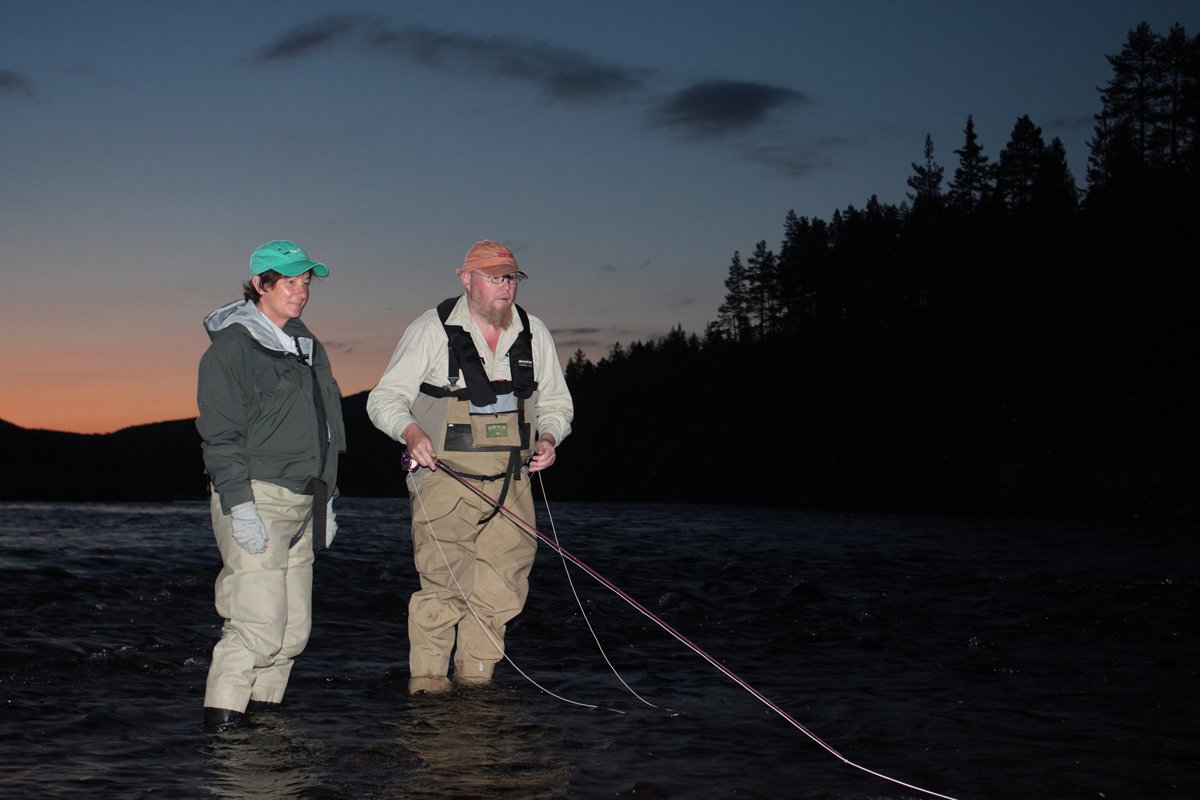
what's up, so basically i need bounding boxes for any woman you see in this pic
[196,240,345,732]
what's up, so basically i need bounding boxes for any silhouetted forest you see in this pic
[550,22,1200,517]
[1,23,1196,518]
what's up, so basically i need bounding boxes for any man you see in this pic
[196,240,346,731]
[368,240,573,694]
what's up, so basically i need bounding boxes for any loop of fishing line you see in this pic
[406,455,961,800]
[408,467,623,714]
[532,469,662,710]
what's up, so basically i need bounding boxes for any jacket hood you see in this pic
[203,300,312,353]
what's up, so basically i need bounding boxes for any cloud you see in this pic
[554,325,651,355]
[249,14,371,64]
[249,18,822,173]
[252,15,648,103]
[742,141,834,178]
[651,79,809,139]
[0,69,35,99]
[370,26,651,103]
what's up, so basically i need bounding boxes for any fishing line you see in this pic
[414,455,961,800]
[407,466,623,715]
[532,469,661,709]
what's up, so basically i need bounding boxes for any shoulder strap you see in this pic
[438,297,498,406]
[509,304,536,398]
[420,298,539,404]
[435,297,461,387]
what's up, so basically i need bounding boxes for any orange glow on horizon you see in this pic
[1,367,385,436]
[0,367,200,434]
[0,401,198,435]
[0,298,585,435]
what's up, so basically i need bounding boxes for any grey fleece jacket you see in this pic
[196,300,346,513]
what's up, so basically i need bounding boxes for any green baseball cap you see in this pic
[249,240,329,277]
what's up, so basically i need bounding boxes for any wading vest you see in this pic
[416,298,538,515]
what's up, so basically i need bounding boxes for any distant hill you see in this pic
[4,389,1195,518]
[0,392,408,502]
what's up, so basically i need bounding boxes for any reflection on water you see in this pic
[203,712,327,799]
[390,686,570,799]
[200,684,571,800]
[1,499,1197,799]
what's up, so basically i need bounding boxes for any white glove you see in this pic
[325,499,338,546]
[230,501,268,554]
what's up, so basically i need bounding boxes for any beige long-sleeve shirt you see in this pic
[367,295,573,448]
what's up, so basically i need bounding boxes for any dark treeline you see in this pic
[548,23,1200,518]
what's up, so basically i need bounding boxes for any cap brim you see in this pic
[477,265,526,278]
[253,261,328,277]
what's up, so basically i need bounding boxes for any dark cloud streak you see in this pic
[742,139,839,178]
[250,15,373,64]
[370,25,650,103]
[0,69,35,99]
[252,15,648,102]
[652,79,809,139]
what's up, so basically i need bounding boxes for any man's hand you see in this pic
[528,434,557,472]
[403,423,438,469]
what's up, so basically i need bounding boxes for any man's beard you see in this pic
[479,302,513,329]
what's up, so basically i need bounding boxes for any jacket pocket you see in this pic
[247,367,312,455]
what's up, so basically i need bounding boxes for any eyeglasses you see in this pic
[476,272,526,285]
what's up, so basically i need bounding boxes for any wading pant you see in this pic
[407,469,537,680]
[204,480,315,712]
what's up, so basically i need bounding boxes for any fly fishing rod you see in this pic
[402,453,961,800]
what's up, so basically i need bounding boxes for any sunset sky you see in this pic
[2,1,1196,433]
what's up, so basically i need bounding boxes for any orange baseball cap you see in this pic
[459,240,527,277]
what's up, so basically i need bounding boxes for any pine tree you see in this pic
[1086,113,1137,197]
[778,211,830,331]
[716,251,752,342]
[1033,136,1079,221]
[948,115,992,211]
[995,115,1047,212]
[702,319,727,348]
[564,348,594,382]
[776,210,805,332]
[600,342,627,369]
[745,240,780,339]
[1156,24,1200,170]
[906,133,945,211]
[1094,22,1161,174]
[1087,22,1200,207]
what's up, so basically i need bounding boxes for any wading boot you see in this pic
[453,658,496,687]
[407,676,452,695]
[247,699,280,714]
[203,707,245,733]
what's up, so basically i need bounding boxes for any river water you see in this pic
[1,498,1195,799]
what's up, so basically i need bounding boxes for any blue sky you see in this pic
[2,1,1196,432]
